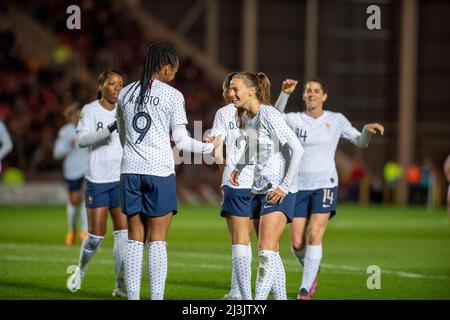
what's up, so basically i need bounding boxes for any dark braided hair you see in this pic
[125,42,178,113]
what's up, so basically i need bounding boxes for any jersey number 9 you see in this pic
[132,112,152,144]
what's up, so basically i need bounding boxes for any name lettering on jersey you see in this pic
[96,122,104,131]
[128,94,160,107]
[295,128,307,142]
[228,121,241,130]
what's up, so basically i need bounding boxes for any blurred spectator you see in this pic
[369,174,383,203]
[421,157,439,211]
[406,164,422,204]
[444,154,450,220]
[383,161,403,203]
[347,161,366,202]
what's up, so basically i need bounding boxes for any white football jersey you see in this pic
[54,123,89,180]
[284,110,366,190]
[242,105,298,194]
[77,100,122,183]
[117,80,187,176]
[210,104,255,189]
[0,121,13,173]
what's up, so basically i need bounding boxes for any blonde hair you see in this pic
[233,72,271,129]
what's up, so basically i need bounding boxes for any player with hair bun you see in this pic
[229,71,304,300]
[210,73,294,300]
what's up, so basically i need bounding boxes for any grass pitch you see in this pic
[0,204,449,300]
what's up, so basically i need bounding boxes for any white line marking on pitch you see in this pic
[0,243,448,280]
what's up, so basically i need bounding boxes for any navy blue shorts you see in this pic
[221,186,252,218]
[65,177,84,192]
[120,174,177,217]
[85,180,120,209]
[294,187,337,219]
[250,192,296,223]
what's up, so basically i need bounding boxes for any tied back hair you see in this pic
[233,72,271,130]
[124,42,178,113]
[222,72,238,102]
[96,70,123,99]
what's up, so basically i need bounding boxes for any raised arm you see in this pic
[274,79,298,112]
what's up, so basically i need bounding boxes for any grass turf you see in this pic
[0,204,449,300]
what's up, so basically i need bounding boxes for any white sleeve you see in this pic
[274,91,291,113]
[210,109,226,140]
[278,134,304,194]
[339,114,372,148]
[53,128,72,160]
[171,92,188,126]
[76,107,112,148]
[0,122,13,161]
[171,124,213,154]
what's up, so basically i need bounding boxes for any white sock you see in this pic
[255,250,277,300]
[229,254,241,298]
[66,202,77,232]
[148,241,167,300]
[232,244,252,300]
[301,244,322,292]
[291,245,306,267]
[271,252,287,300]
[79,200,88,232]
[78,233,104,273]
[113,229,128,290]
[125,240,144,300]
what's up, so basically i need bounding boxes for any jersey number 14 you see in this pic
[296,128,307,142]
